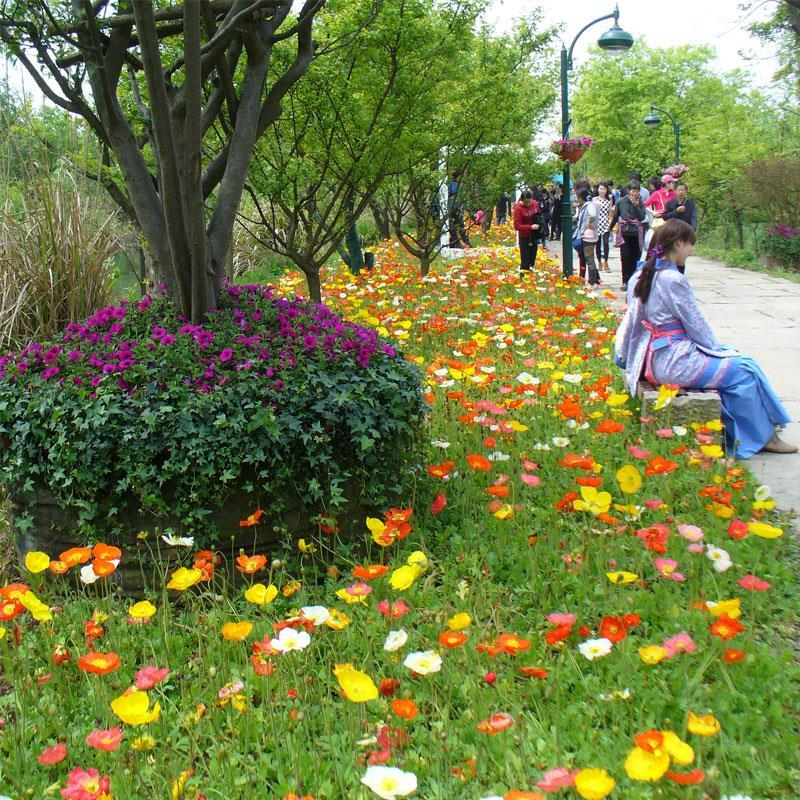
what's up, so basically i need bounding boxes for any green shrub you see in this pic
[762,225,800,270]
[0,286,426,540]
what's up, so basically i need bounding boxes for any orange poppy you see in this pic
[496,633,531,655]
[556,397,583,419]
[391,699,418,720]
[77,651,121,675]
[520,667,548,679]
[427,460,456,479]
[635,730,664,753]
[466,453,492,471]
[352,564,389,580]
[710,615,744,640]
[666,769,705,785]
[477,712,514,735]
[93,543,121,561]
[559,453,595,470]
[60,547,91,567]
[599,616,627,643]
[92,559,117,577]
[487,485,510,498]
[506,792,546,800]
[239,509,265,527]
[645,456,679,476]
[545,624,572,645]
[438,631,467,648]
[554,490,579,511]
[723,648,746,663]
[49,560,68,574]
[576,476,603,487]
[0,599,24,621]
[595,419,624,434]
[236,554,267,573]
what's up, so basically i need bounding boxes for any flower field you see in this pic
[1,230,798,800]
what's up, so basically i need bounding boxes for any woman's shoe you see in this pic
[603,260,611,272]
[762,432,798,454]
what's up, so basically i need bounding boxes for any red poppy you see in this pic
[379,678,400,697]
[545,624,572,646]
[430,493,447,514]
[427,460,456,479]
[599,616,627,643]
[727,519,748,539]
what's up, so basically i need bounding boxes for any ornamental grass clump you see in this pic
[0,283,425,539]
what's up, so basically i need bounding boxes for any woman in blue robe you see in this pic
[615,219,795,457]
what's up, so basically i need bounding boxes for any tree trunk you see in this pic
[370,200,391,240]
[482,206,494,233]
[419,255,431,277]
[734,209,744,250]
[304,267,322,303]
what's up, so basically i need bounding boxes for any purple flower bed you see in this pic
[763,226,800,270]
[0,285,425,540]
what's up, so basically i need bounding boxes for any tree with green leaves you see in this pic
[0,0,326,322]
[237,0,485,300]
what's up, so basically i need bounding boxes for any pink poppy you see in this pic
[520,473,541,486]
[662,632,696,658]
[546,612,577,626]
[738,574,772,591]
[629,445,651,459]
[60,767,110,800]
[378,599,410,618]
[37,742,67,765]
[498,386,513,394]
[86,727,123,752]
[653,558,685,582]
[687,543,705,554]
[521,459,539,471]
[655,428,674,438]
[345,582,373,598]
[644,498,665,510]
[677,524,704,542]
[536,767,579,792]
[134,665,170,690]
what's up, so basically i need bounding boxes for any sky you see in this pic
[487,0,781,89]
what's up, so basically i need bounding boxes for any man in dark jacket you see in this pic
[610,182,646,289]
[661,183,697,231]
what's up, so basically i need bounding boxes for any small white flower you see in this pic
[562,373,583,384]
[270,626,311,653]
[754,484,772,502]
[300,606,330,626]
[403,649,442,675]
[361,765,418,799]
[430,439,451,449]
[79,564,99,584]
[673,425,688,436]
[433,367,449,377]
[487,450,510,462]
[578,637,613,660]
[706,544,732,572]
[552,436,570,447]
[516,371,540,385]
[383,629,409,652]
[161,533,195,547]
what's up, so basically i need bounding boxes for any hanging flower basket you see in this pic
[550,136,596,164]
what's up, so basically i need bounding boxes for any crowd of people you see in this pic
[511,170,698,288]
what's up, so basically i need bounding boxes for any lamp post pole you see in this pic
[559,7,633,278]
[647,104,681,163]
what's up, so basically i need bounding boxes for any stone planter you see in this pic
[10,482,375,595]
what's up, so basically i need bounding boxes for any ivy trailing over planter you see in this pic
[0,285,426,542]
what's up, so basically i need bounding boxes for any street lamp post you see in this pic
[560,6,634,278]
[643,104,681,164]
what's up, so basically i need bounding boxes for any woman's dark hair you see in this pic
[520,189,533,201]
[648,177,661,191]
[628,181,641,192]
[633,219,697,304]
[577,188,592,202]
[595,181,611,199]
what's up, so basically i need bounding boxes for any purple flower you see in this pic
[219,348,233,362]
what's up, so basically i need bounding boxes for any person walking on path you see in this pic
[574,188,600,286]
[448,170,471,249]
[645,174,677,223]
[496,192,511,224]
[513,189,544,276]
[662,182,697,230]
[615,219,797,457]
[593,181,614,273]
[550,186,563,240]
[611,181,646,290]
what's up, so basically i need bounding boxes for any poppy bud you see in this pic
[379,678,400,697]
[483,671,497,685]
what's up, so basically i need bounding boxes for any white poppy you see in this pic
[578,638,613,660]
[270,626,311,653]
[161,533,195,547]
[79,564,99,584]
[383,629,408,652]
[705,545,732,572]
[360,766,418,800]
[300,606,330,626]
[403,650,442,675]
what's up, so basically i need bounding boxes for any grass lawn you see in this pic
[1,226,798,800]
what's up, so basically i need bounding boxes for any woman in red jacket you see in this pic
[513,190,544,276]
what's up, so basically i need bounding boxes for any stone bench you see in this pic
[637,380,721,431]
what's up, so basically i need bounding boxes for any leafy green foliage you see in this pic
[0,288,426,540]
